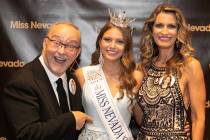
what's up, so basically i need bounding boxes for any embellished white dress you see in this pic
[78,66,133,140]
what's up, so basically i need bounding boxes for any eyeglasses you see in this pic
[46,36,80,52]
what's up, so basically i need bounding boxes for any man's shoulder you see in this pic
[7,57,42,86]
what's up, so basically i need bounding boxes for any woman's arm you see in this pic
[132,68,144,126]
[186,58,206,140]
[75,68,85,88]
[133,104,143,126]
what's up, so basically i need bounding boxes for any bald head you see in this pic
[42,21,81,76]
[47,22,81,43]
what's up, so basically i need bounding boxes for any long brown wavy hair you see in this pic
[139,3,194,76]
[91,22,137,104]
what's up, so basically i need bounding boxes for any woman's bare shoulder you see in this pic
[133,63,145,85]
[181,57,203,82]
[184,57,202,72]
[75,67,85,87]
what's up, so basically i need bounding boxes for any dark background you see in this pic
[0,0,209,139]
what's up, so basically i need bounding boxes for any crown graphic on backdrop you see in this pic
[109,9,136,28]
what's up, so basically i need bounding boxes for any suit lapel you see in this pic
[31,57,62,115]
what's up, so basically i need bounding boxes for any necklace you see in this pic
[154,53,174,66]
[105,73,120,83]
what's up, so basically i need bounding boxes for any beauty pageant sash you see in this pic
[83,65,133,140]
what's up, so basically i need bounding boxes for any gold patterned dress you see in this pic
[136,63,190,140]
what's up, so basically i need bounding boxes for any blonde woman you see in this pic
[134,3,206,140]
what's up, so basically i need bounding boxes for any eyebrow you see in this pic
[154,22,177,24]
[68,40,80,44]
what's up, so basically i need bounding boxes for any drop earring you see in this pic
[175,40,182,49]
[99,51,104,67]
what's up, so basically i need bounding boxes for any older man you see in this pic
[1,22,91,140]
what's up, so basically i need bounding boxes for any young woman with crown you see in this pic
[75,9,141,140]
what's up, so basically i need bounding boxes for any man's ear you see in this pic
[43,38,48,48]
[41,38,47,54]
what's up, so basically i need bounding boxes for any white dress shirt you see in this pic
[39,56,70,110]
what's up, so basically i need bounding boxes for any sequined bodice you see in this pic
[137,64,189,140]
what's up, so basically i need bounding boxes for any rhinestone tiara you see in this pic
[109,9,135,28]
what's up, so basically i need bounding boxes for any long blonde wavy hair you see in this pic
[139,3,194,76]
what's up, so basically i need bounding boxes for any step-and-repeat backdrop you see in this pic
[0,0,209,139]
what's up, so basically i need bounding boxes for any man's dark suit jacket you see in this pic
[0,57,83,140]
